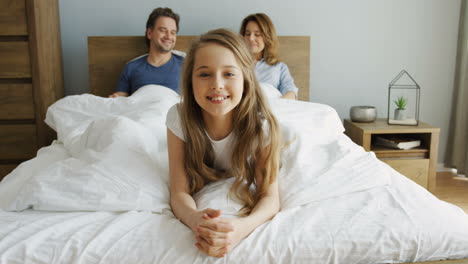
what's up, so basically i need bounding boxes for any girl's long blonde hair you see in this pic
[180,28,282,216]
[239,13,280,65]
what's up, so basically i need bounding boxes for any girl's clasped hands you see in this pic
[191,209,241,257]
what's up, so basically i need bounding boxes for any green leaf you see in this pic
[393,96,407,110]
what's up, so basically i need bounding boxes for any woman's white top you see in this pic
[165,104,235,171]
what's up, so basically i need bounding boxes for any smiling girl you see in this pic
[166,29,282,257]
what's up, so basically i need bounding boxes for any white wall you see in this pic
[58,0,461,163]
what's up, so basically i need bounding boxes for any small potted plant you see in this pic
[393,96,407,120]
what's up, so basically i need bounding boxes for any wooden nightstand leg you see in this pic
[428,131,439,192]
[362,133,372,152]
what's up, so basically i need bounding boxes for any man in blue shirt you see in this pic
[109,7,184,97]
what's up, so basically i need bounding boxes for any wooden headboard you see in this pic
[88,36,310,101]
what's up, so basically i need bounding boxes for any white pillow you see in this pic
[260,82,282,98]
[271,99,345,145]
[171,49,186,57]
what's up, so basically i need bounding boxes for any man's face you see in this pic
[146,16,177,53]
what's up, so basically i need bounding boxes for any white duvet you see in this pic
[0,85,467,264]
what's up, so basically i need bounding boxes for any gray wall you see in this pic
[59,0,461,165]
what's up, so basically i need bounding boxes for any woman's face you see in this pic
[243,21,265,60]
[192,43,244,122]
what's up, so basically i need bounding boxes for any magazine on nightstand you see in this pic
[374,136,421,150]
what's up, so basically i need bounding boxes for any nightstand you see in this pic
[344,119,440,191]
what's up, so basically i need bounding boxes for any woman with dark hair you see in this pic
[240,13,298,99]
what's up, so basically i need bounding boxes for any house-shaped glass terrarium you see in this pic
[387,70,420,125]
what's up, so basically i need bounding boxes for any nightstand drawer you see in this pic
[0,41,31,78]
[0,84,35,119]
[0,124,37,160]
[382,159,429,188]
[0,0,28,36]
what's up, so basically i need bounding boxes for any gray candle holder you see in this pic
[350,106,377,122]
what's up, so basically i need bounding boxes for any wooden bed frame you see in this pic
[86,36,468,264]
[88,35,310,101]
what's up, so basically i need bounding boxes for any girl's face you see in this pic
[192,43,244,121]
[243,21,265,60]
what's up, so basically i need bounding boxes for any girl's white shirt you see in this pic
[165,104,235,170]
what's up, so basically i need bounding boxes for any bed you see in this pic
[0,35,467,264]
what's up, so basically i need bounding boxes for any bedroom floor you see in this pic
[409,171,468,264]
[433,171,468,213]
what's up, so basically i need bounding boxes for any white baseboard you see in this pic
[437,163,467,177]
[437,163,456,173]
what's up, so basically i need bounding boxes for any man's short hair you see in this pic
[145,7,180,47]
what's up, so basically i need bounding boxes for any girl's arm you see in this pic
[234,178,280,238]
[167,128,199,229]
